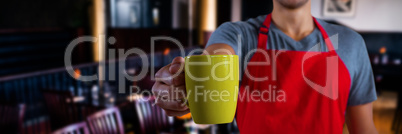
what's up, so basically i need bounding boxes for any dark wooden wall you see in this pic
[0,29,92,76]
[107,28,192,59]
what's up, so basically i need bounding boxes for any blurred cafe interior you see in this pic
[0,0,402,134]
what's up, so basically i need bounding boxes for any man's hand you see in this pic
[152,57,190,116]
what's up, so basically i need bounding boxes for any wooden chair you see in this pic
[42,90,79,130]
[86,107,124,134]
[0,103,25,134]
[134,96,171,134]
[52,122,90,134]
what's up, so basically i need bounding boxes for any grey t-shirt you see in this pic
[206,15,377,106]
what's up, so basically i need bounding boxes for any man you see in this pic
[152,0,378,133]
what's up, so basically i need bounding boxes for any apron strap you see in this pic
[257,14,272,49]
[258,14,336,52]
[313,17,335,52]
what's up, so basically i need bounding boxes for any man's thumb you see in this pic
[169,57,185,74]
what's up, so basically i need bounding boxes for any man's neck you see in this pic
[271,0,314,41]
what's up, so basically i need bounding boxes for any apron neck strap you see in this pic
[257,14,272,49]
[258,14,335,52]
[313,17,335,51]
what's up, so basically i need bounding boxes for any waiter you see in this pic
[152,0,378,133]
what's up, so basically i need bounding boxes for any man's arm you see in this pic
[346,102,378,134]
[203,43,235,55]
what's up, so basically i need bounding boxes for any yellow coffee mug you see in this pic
[184,55,239,124]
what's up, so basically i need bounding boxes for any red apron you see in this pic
[236,14,351,134]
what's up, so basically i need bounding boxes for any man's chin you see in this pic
[276,0,309,9]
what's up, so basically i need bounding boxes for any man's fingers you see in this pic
[169,57,185,74]
[155,58,185,86]
[171,56,185,64]
[163,109,190,117]
[152,82,186,99]
[155,65,171,82]
[152,56,188,117]
[155,97,188,111]
[172,73,185,86]
[168,57,185,86]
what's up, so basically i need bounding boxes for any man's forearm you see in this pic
[346,103,378,134]
[202,43,235,55]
